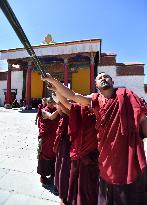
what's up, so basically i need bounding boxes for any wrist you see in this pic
[51,77,57,85]
[47,75,55,84]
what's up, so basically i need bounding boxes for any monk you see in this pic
[53,103,71,205]
[37,97,60,186]
[35,97,47,126]
[41,72,147,205]
[53,93,99,205]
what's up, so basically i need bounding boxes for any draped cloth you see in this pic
[54,114,69,154]
[54,114,71,203]
[67,103,99,205]
[92,88,147,184]
[68,150,99,205]
[37,107,59,176]
[98,166,147,205]
[92,88,147,205]
[69,103,98,160]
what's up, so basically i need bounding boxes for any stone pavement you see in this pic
[0,107,147,205]
[0,107,60,205]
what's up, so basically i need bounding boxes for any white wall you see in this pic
[11,71,23,102]
[97,65,147,101]
[0,71,23,106]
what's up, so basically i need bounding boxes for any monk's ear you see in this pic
[111,80,114,86]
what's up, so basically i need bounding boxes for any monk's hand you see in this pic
[47,85,57,92]
[42,110,49,119]
[41,73,54,83]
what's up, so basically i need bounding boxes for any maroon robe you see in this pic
[67,103,99,205]
[54,114,71,203]
[69,104,98,160]
[92,88,147,205]
[37,106,60,176]
[37,103,45,128]
[98,167,147,205]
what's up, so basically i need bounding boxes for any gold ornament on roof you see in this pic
[42,34,54,45]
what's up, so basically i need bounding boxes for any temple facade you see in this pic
[0,38,146,107]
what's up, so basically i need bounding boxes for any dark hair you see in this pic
[47,97,55,103]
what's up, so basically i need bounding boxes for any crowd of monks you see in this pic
[35,72,147,205]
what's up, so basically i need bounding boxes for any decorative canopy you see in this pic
[0,39,101,60]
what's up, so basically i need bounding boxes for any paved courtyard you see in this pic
[0,107,60,205]
[0,107,147,205]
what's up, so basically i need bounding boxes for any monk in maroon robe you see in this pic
[41,72,147,205]
[52,93,99,205]
[51,93,99,205]
[37,98,60,185]
[54,112,71,205]
[35,97,47,127]
[92,87,147,205]
[67,103,99,205]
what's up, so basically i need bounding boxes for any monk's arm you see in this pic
[42,110,59,120]
[41,73,91,106]
[56,92,72,110]
[57,103,70,115]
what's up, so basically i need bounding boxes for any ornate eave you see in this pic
[0,39,101,60]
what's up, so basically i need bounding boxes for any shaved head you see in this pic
[96,72,114,91]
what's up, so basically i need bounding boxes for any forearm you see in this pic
[42,74,92,106]
[52,79,91,106]
[60,105,69,115]
[51,78,75,100]
[48,110,59,120]
[56,92,71,110]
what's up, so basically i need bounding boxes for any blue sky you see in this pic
[0,0,147,82]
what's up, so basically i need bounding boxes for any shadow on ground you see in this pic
[18,108,38,113]
[42,181,59,196]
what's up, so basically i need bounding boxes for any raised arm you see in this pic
[42,110,59,120]
[41,73,92,106]
[56,92,72,110]
[57,102,70,115]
